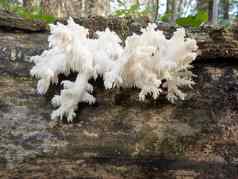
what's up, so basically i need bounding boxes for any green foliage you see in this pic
[160,10,208,27]
[160,13,172,22]
[176,10,208,27]
[0,0,11,10]
[0,0,56,23]
[15,6,56,23]
[114,1,152,18]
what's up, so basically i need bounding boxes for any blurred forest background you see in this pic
[0,0,237,27]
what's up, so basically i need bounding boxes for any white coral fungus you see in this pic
[31,17,198,122]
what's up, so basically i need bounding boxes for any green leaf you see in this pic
[114,3,145,18]
[128,3,140,13]
[176,10,208,27]
[160,13,172,22]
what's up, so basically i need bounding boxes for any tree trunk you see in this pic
[42,0,110,18]
[42,0,58,17]
[223,0,229,20]
[208,0,220,25]
[208,0,213,23]
[23,0,40,11]
[165,0,176,23]
[171,0,177,24]
[166,0,172,14]
[153,0,159,22]
[212,0,220,24]
[197,0,208,11]
[177,0,183,17]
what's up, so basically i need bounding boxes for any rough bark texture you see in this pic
[0,16,238,178]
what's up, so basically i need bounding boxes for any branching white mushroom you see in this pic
[31,18,198,122]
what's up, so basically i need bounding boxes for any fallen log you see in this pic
[0,15,238,179]
[0,12,238,62]
[0,10,48,32]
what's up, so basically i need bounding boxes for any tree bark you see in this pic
[153,0,159,22]
[212,0,220,24]
[208,0,213,23]
[197,0,208,11]
[23,0,40,11]
[166,0,172,14]
[171,0,177,24]
[208,0,220,25]
[223,0,229,20]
